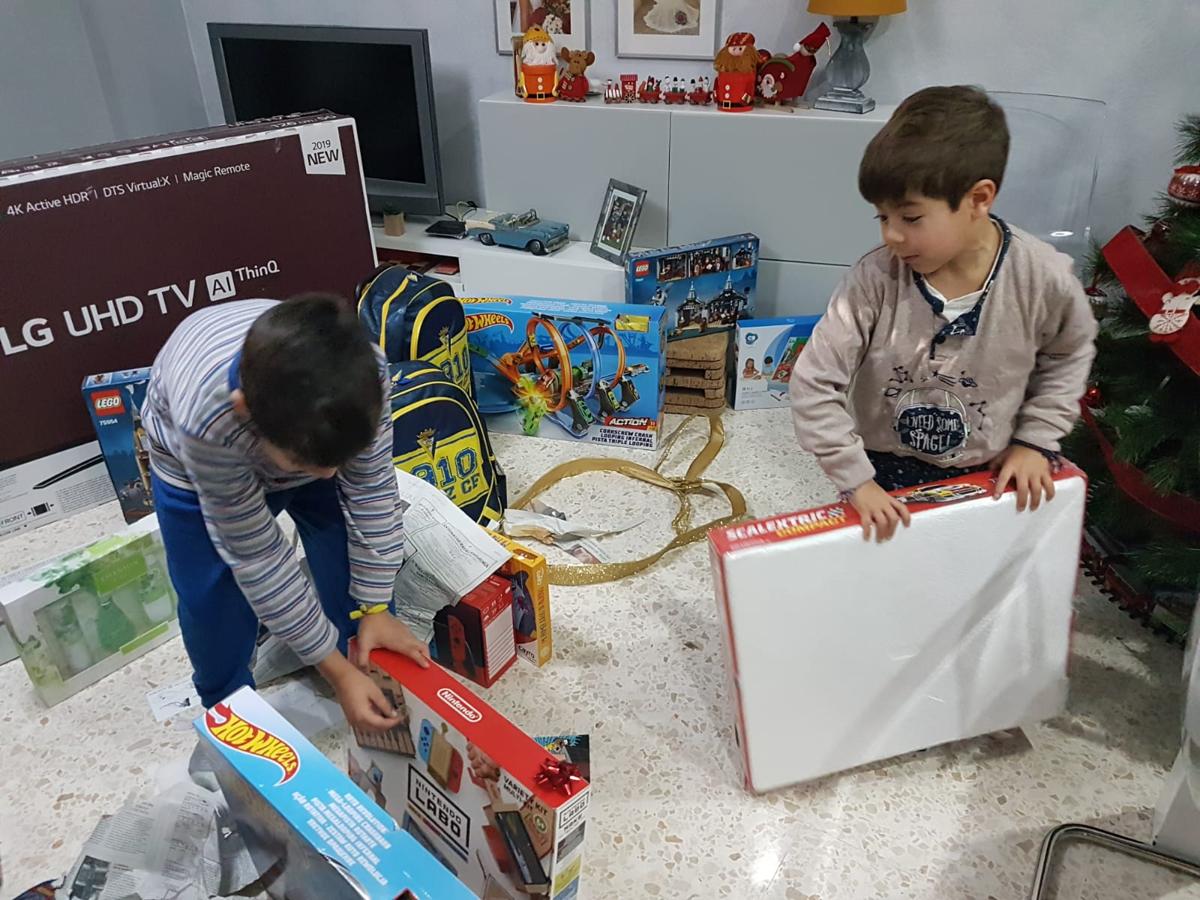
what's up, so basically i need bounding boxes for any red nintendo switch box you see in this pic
[348,649,591,899]
[433,575,517,688]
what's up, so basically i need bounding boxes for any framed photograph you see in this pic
[617,0,720,59]
[590,179,647,265]
[496,0,590,54]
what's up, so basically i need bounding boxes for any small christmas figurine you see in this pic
[638,76,661,104]
[714,32,758,113]
[664,76,687,105]
[756,24,831,106]
[519,26,559,103]
[620,74,639,102]
[557,47,595,102]
[688,75,712,106]
[604,79,621,103]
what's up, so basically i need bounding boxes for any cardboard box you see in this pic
[197,686,474,900]
[488,530,553,668]
[81,368,154,523]
[0,111,376,539]
[349,651,591,899]
[0,516,179,706]
[708,467,1086,793]
[730,316,820,410]
[625,234,759,343]
[465,296,667,451]
[432,575,517,689]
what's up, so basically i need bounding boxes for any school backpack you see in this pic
[356,263,473,396]
[388,361,506,524]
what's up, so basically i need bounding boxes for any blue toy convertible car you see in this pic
[466,209,569,256]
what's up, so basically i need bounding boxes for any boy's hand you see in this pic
[355,612,432,671]
[850,480,911,543]
[991,445,1055,511]
[317,653,402,733]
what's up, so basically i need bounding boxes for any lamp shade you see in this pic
[808,0,906,15]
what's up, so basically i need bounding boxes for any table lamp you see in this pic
[808,0,905,114]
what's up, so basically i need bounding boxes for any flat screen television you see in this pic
[209,23,444,217]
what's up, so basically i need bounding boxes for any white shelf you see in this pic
[372,220,626,302]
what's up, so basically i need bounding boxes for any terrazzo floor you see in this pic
[0,408,1194,899]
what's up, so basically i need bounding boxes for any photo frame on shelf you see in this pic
[590,179,647,265]
[496,0,590,54]
[617,0,720,59]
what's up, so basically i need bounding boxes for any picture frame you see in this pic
[590,179,647,265]
[617,0,720,60]
[496,0,590,54]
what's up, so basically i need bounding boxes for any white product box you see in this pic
[729,315,819,410]
[0,515,180,706]
[709,468,1086,793]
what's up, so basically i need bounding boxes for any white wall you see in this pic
[0,0,115,161]
[78,0,207,142]
[8,0,1197,243]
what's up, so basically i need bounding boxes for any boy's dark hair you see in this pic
[241,293,381,468]
[858,85,1009,210]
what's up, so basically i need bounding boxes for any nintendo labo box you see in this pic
[349,650,591,899]
[198,686,474,900]
[709,467,1086,793]
[0,111,375,538]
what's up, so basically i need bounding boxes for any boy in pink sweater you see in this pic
[790,86,1097,541]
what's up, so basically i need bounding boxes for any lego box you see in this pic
[0,516,179,706]
[730,316,820,410]
[197,686,474,900]
[488,530,553,668]
[465,296,667,451]
[81,367,154,523]
[349,650,591,899]
[625,234,759,343]
[0,111,375,539]
[709,467,1086,793]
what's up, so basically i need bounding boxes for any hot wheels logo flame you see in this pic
[466,312,514,333]
[205,703,300,785]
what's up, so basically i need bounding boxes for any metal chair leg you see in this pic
[1030,823,1200,898]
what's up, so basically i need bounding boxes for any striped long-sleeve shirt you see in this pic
[141,300,406,666]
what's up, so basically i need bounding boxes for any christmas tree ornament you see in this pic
[1149,281,1199,339]
[1085,284,1110,318]
[1083,385,1103,408]
[1168,165,1200,207]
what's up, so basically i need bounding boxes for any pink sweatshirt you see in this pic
[790,221,1097,492]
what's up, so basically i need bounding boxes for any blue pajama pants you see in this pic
[152,473,359,708]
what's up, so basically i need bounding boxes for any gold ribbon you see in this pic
[511,415,748,585]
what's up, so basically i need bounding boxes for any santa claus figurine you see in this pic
[519,26,559,103]
[714,32,758,113]
[756,23,831,106]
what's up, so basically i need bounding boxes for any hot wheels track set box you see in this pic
[730,316,820,410]
[348,650,591,900]
[464,296,666,451]
[625,234,759,343]
[197,686,474,900]
[81,368,154,523]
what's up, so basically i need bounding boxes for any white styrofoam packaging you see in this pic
[0,515,180,706]
[709,467,1086,793]
[729,315,819,410]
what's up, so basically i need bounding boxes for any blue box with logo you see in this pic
[81,368,154,523]
[463,296,667,451]
[197,686,474,900]
[730,316,821,410]
[625,234,759,343]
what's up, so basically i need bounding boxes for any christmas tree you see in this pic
[1068,114,1200,638]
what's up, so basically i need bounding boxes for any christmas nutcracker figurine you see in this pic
[519,26,559,103]
[714,32,758,113]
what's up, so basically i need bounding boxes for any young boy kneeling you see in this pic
[143,294,428,731]
[792,86,1097,541]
